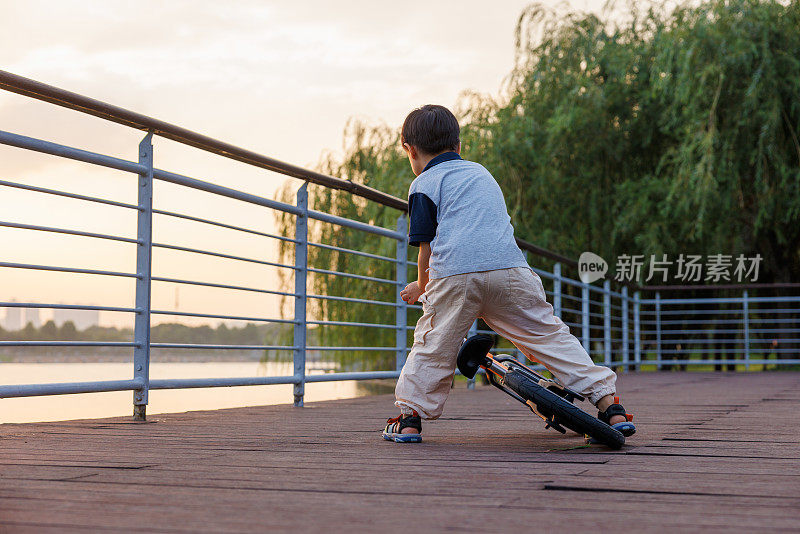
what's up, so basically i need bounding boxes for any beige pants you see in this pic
[395,267,617,419]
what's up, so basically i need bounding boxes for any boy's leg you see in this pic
[395,273,479,420]
[482,267,618,407]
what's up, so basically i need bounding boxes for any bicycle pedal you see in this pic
[545,420,567,434]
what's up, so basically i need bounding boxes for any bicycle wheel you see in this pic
[503,370,625,449]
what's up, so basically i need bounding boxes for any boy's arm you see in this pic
[403,189,436,303]
[400,242,431,304]
[417,242,431,292]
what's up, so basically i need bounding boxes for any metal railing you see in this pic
[1,71,798,421]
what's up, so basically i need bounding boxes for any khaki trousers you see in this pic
[395,267,616,419]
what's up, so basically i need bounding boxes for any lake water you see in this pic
[0,362,376,424]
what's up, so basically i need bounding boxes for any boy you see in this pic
[382,104,636,443]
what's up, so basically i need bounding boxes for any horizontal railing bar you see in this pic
[306,294,400,307]
[307,267,398,285]
[651,338,800,345]
[307,209,404,240]
[0,178,139,210]
[639,347,798,354]
[151,276,298,298]
[655,327,800,335]
[0,261,140,279]
[515,237,578,268]
[747,317,800,324]
[0,341,137,347]
[307,346,396,351]
[0,220,139,244]
[150,310,297,325]
[0,129,146,174]
[552,273,601,290]
[530,267,554,280]
[637,358,800,364]
[306,320,398,329]
[0,302,139,313]
[642,295,800,304]
[150,343,296,350]
[641,309,744,316]
[307,241,398,263]
[152,242,298,270]
[0,378,145,398]
[305,370,400,382]
[652,308,800,316]
[152,167,302,215]
[152,208,299,243]
[640,318,750,326]
[149,376,299,390]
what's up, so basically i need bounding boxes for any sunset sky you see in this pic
[1,0,613,327]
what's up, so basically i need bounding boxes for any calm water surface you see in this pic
[0,362,367,424]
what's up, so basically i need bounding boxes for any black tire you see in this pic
[503,371,625,449]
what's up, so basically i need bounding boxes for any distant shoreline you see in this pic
[0,348,290,364]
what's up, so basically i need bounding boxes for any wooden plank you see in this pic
[1,372,799,532]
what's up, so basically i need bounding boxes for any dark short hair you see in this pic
[401,105,460,155]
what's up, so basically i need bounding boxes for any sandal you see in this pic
[597,396,636,437]
[382,411,422,443]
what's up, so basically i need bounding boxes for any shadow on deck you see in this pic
[1,372,799,532]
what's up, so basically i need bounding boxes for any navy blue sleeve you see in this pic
[408,192,437,246]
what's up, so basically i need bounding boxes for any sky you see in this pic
[0,0,614,328]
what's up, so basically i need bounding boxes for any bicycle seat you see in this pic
[457,334,494,379]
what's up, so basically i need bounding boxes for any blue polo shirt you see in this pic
[407,152,529,279]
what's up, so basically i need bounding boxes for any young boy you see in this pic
[382,104,636,443]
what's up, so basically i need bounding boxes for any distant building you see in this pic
[53,309,99,331]
[2,307,22,331]
[24,308,42,328]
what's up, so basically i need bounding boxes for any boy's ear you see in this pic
[403,143,418,159]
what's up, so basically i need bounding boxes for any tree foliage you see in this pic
[276,0,800,360]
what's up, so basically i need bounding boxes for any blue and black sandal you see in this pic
[597,396,636,437]
[382,411,422,443]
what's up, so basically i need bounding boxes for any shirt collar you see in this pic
[421,151,462,173]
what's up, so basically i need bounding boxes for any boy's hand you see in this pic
[400,281,424,304]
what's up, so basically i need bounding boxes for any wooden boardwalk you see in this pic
[1,372,799,532]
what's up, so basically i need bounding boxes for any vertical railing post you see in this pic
[133,132,153,421]
[655,291,662,370]
[467,320,478,390]
[743,290,750,370]
[621,286,629,372]
[603,279,611,367]
[581,284,590,354]
[293,183,308,407]
[553,262,562,318]
[395,215,408,372]
[634,291,641,371]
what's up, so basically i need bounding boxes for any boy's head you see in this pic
[401,104,460,176]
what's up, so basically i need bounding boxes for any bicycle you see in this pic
[457,334,625,449]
